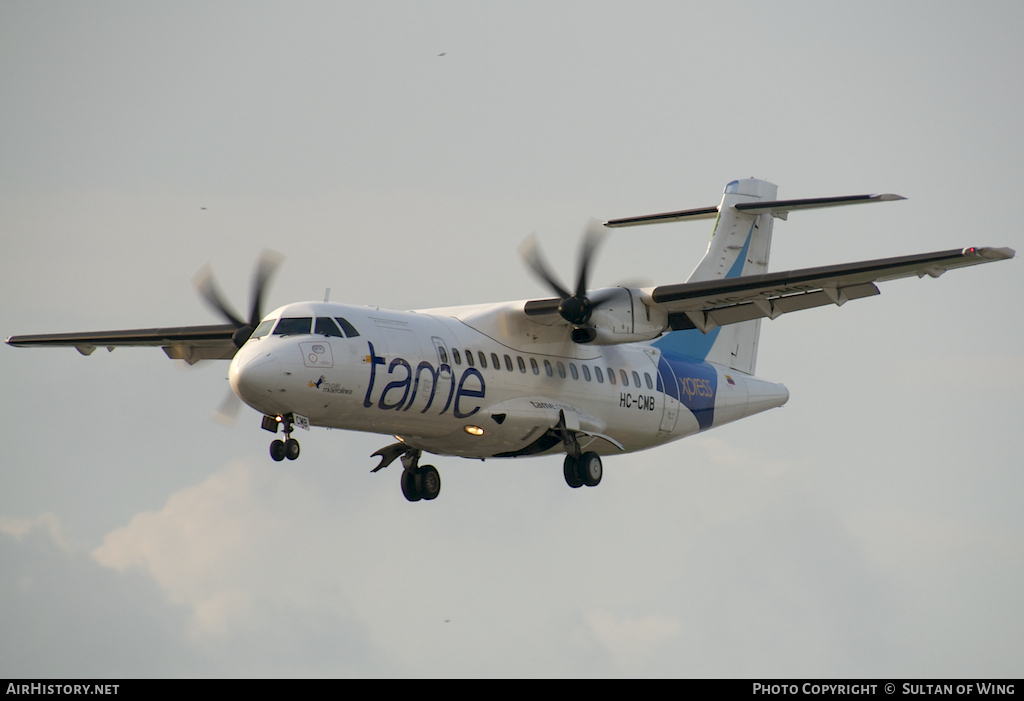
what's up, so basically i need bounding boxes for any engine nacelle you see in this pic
[582,288,667,345]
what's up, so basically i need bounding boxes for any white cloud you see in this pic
[583,609,680,672]
[0,512,72,552]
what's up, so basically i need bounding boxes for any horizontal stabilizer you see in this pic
[604,206,719,228]
[603,193,904,228]
[735,193,905,220]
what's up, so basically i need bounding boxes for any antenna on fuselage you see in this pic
[324,288,331,302]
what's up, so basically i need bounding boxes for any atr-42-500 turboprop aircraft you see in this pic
[7,179,1015,502]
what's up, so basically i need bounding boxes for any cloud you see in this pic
[0,516,203,677]
[0,512,72,552]
[583,610,680,672]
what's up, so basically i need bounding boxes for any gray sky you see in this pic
[2,0,1022,677]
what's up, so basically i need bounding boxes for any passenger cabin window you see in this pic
[273,317,312,336]
[569,363,579,380]
[334,317,360,338]
[608,368,616,385]
[620,370,629,386]
[438,347,449,365]
[530,358,539,375]
[582,365,591,382]
[518,357,527,373]
[632,371,641,388]
[504,355,514,372]
[557,362,566,379]
[478,351,487,369]
[453,349,462,365]
[492,353,501,370]
[595,367,604,383]
[315,317,344,337]
[544,360,553,377]
[465,350,474,367]
[644,372,653,390]
[251,319,276,338]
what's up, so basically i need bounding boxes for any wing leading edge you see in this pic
[650,246,1015,333]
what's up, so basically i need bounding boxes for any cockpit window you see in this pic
[251,319,276,339]
[315,317,344,337]
[272,317,312,336]
[724,180,739,194]
[335,317,360,338]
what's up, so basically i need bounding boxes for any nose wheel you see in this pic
[266,414,301,462]
[271,438,301,461]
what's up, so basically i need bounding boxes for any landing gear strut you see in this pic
[555,410,602,489]
[266,414,300,462]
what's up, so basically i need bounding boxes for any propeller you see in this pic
[193,250,285,348]
[213,389,242,427]
[519,220,614,343]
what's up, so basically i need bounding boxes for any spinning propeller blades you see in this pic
[193,250,284,426]
[193,250,284,348]
[520,220,614,343]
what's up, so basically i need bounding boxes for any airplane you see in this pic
[6,178,1015,502]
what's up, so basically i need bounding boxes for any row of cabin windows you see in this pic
[247,320,653,390]
[250,316,360,339]
[440,346,654,390]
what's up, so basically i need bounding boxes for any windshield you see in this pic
[251,319,276,338]
[272,317,312,336]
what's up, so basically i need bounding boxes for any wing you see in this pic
[5,324,238,364]
[649,246,1015,333]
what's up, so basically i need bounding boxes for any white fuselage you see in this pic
[229,300,789,460]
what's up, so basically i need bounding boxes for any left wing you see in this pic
[649,246,1014,333]
[5,324,238,364]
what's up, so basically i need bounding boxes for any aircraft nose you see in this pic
[230,352,282,405]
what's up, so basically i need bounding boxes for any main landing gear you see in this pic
[370,442,441,502]
[553,409,603,489]
[564,452,602,488]
[264,413,300,462]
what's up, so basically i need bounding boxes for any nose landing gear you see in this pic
[264,413,301,462]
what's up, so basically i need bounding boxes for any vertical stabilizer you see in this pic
[653,178,777,375]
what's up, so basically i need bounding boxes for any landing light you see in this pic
[464,426,484,436]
